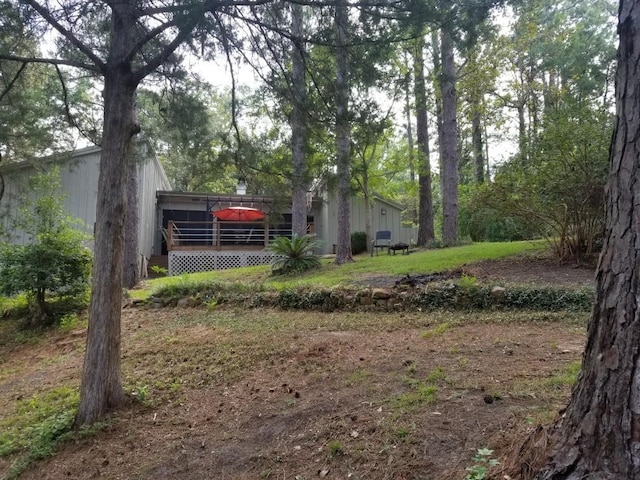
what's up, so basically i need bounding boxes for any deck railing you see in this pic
[166,220,297,251]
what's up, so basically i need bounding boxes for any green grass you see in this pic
[0,386,81,479]
[132,241,546,301]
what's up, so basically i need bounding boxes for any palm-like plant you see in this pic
[268,234,322,274]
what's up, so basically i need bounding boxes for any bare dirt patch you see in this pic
[0,257,593,480]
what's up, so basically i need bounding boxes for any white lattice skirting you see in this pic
[169,250,276,275]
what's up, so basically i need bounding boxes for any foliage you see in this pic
[0,171,92,325]
[459,186,536,242]
[0,2,77,162]
[410,283,593,312]
[149,265,168,276]
[469,102,611,261]
[0,386,79,479]
[465,448,500,480]
[350,231,367,255]
[268,234,322,275]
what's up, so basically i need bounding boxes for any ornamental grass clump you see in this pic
[268,234,322,275]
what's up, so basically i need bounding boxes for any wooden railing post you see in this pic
[167,221,174,250]
[216,220,221,251]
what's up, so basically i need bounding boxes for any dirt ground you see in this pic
[0,257,595,480]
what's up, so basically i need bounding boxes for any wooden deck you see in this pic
[165,219,294,251]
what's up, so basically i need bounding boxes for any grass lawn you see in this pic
[132,240,546,300]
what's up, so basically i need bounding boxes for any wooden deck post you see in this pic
[216,220,221,251]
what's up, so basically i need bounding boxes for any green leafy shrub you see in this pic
[350,231,367,255]
[0,170,92,326]
[409,283,593,312]
[268,234,322,275]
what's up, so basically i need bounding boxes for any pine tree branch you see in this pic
[0,54,99,72]
[54,65,100,146]
[0,62,27,103]
[22,0,107,73]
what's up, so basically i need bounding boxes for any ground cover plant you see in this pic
[0,245,596,479]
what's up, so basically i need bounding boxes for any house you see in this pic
[1,146,414,276]
[159,189,415,275]
[0,144,171,277]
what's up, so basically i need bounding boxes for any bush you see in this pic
[0,169,92,326]
[351,231,367,255]
[268,234,322,275]
[0,230,92,326]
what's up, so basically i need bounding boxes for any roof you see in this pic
[0,145,102,173]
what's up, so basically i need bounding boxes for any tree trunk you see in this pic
[413,34,435,246]
[535,3,640,477]
[403,50,416,184]
[360,157,373,250]
[75,3,140,426]
[466,47,485,184]
[472,104,484,184]
[439,27,458,245]
[431,29,443,188]
[334,0,353,265]
[290,3,308,238]
[122,155,139,289]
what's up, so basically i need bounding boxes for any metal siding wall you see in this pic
[1,168,31,244]
[1,151,100,245]
[138,155,173,259]
[59,153,99,238]
[0,147,170,262]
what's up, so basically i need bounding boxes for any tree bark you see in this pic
[404,50,415,184]
[334,0,353,265]
[535,2,640,477]
[440,27,459,245]
[413,34,435,246]
[471,104,484,184]
[122,154,139,289]
[290,3,308,238]
[75,2,140,426]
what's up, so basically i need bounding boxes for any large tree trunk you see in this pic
[413,34,435,246]
[122,156,139,289]
[535,2,640,477]
[439,27,459,245]
[75,3,139,426]
[290,3,308,238]
[334,0,353,265]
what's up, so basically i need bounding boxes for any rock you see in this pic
[359,296,374,306]
[356,289,370,299]
[490,286,506,302]
[177,297,195,307]
[372,288,393,300]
